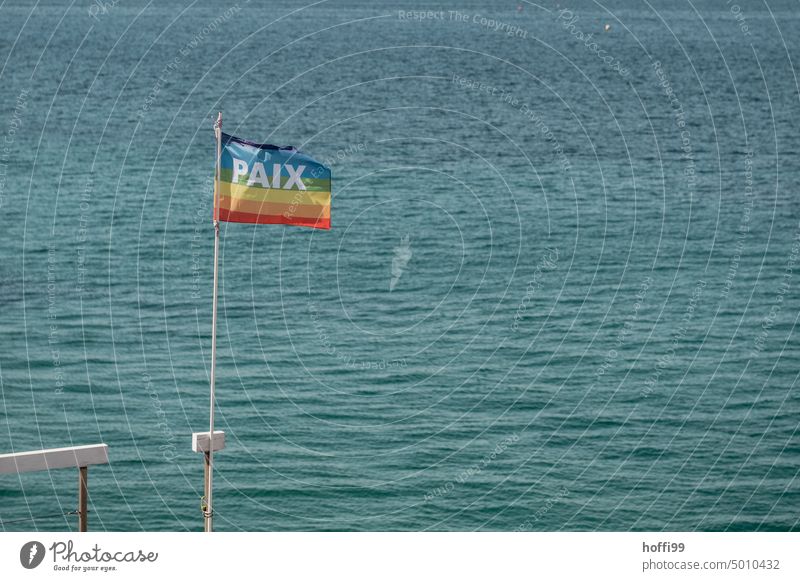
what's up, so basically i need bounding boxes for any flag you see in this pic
[216,132,331,229]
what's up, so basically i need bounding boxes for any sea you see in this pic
[0,0,798,531]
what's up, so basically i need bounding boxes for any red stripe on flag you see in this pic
[218,209,330,230]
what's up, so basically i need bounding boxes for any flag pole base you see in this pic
[194,431,225,532]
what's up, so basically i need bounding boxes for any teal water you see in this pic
[0,0,798,531]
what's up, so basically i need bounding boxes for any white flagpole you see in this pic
[205,111,222,532]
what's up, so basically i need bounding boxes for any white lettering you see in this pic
[272,163,282,188]
[284,165,307,190]
[232,158,248,182]
[247,162,269,187]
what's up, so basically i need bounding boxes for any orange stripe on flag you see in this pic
[219,196,330,220]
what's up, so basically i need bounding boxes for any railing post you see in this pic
[78,466,88,532]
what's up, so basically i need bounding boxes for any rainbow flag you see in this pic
[216,133,331,229]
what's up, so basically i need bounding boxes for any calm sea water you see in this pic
[0,0,798,531]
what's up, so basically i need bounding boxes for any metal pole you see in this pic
[78,466,88,532]
[205,112,222,532]
[203,449,211,524]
